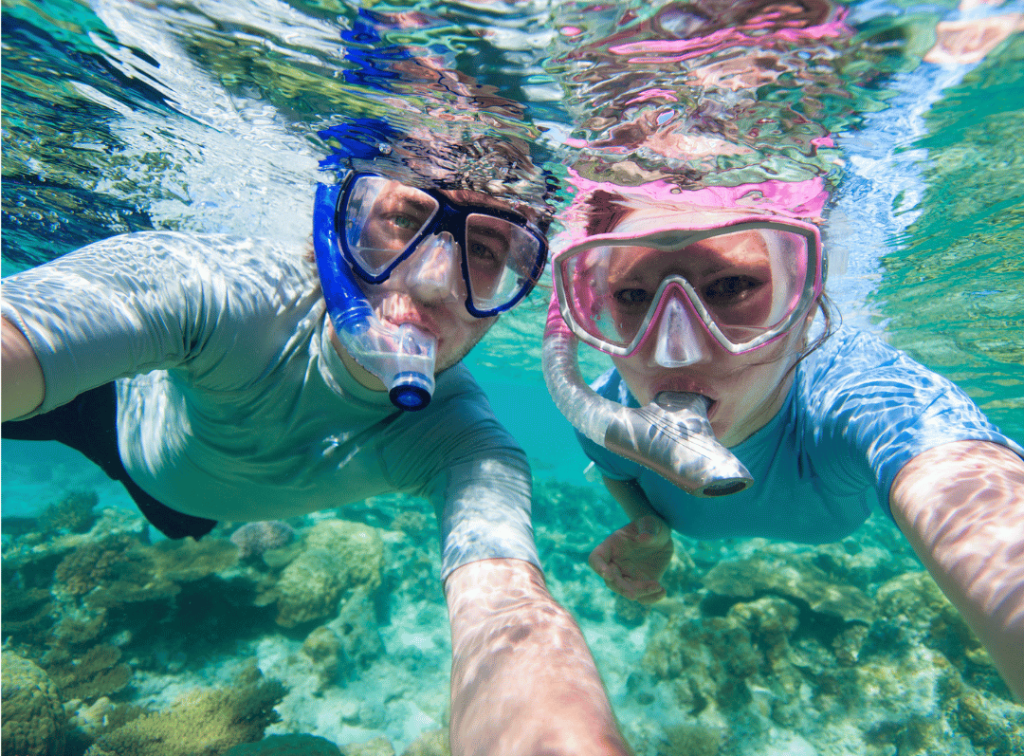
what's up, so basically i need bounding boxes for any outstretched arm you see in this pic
[890,439,1024,701]
[445,558,633,756]
[2,316,44,421]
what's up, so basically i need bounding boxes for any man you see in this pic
[1,132,633,755]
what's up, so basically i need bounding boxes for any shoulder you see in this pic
[8,231,314,292]
[590,367,637,407]
[797,324,947,398]
[418,363,519,445]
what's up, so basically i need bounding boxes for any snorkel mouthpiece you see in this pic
[314,183,437,411]
[604,392,752,497]
[386,323,437,411]
[543,290,753,497]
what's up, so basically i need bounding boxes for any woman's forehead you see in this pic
[606,231,772,277]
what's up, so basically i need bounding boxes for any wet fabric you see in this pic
[578,324,1024,543]
[1,383,217,540]
[1,231,539,579]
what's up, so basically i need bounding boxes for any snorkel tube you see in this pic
[542,290,753,497]
[314,183,437,411]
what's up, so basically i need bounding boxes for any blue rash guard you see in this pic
[578,325,1024,543]
[2,231,539,579]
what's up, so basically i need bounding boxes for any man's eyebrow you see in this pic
[470,223,511,242]
[390,194,435,213]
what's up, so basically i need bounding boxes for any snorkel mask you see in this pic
[543,176,828,496]
[314,171,548,411]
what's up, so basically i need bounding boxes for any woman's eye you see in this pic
[703,275,763,304]
[614,288,651,306]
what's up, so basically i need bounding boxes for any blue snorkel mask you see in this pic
[313,170,548,411]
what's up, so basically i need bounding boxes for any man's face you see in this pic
[354,185,521,374]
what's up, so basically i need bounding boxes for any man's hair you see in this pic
[318,119,558,232]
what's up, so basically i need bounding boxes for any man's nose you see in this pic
[650,291,713,368]
[403,232,459,302]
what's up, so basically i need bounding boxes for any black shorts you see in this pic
[2,383,216,540]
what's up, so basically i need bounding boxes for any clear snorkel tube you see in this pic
[314,183,437,411]
[542,289,753,497]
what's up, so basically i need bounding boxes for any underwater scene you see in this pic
[2,0,1023,755]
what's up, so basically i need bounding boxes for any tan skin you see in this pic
[3,184,633,754]
[586,234,1024,700]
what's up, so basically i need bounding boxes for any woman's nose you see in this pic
[403,232,459,302]
[650,293,713,368]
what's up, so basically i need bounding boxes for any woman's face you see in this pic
[604,231,814,448]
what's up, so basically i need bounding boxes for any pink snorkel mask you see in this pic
[554,214,824,360]
[542,177,828,497]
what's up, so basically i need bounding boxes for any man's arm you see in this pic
[2,316,45,421]
[445,558,633,756]
[890,439,1024,701]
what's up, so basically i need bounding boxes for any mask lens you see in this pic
[464,214,543,312]
[343,176,439,277]
[561,225,813,353]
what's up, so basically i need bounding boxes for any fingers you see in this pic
[589,547,666,603]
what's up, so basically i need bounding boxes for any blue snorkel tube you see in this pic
[313,182,437,411]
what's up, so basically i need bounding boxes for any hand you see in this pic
[589,515,673,604]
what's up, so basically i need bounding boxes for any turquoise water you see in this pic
[3,1,1023,754]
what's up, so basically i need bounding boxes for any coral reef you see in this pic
[400,729,450,756]
[274,520,384,628]
[231,522,296,563]
[4,477,1021,756]
[44,644,133,703]
[702,554,875,624]
[37,491,99,536]
[83,664,285,756]
[1,652,67,756]
[223,734,342,755]
[342,736,395,755]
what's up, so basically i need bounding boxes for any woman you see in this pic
[543,176,1024,700]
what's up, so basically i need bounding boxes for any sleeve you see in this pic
[392,370,541,581]
[1,231,311,417]
[802,329,1024,517]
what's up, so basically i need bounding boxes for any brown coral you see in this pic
[37,490,99,535]
[44,644,132,703]
[1,652,67,756]
[53,534,144,597]
[274,520,384,628]
[83,664,285,756]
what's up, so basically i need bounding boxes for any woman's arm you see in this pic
[2,316,45,421]
[445,558,633,756]
[890,439,1024,701]
[588,476,674,604]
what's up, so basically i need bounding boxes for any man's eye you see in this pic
[614,288,651,306]
[703,276,762,304]
[390,214,419,230]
